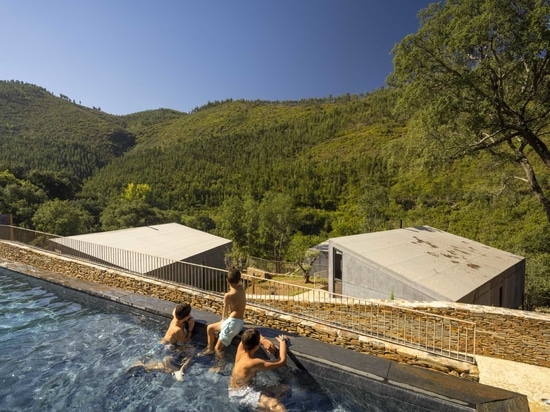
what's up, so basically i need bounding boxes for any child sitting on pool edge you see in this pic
[130,302,195,381]
[198,267,276,371]
[198,267,247,372]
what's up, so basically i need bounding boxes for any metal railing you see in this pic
[247,256,298,274]
[0,225,476,363]
[243,275,476,363]
[0,225,229,293]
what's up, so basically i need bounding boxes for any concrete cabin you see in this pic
[50,223,232,290]
[327,226,525,308]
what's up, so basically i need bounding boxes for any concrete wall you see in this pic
[184,243,232,270]
[458,261,525,308]
[351,254,436,301]
[310,250,328,277]
[146,261,227,292]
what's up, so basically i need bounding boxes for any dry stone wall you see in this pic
[1,241,549,381]
[395,301,550,368]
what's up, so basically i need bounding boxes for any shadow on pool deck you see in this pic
[2,261,530,412]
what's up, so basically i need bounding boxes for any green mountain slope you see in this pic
[0,80,136,179]
[82,93,404,210]
[1,80,548,309]
[82,91,547,244]
[120,108,185,135]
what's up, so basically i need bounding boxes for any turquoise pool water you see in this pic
[0,268,362,411]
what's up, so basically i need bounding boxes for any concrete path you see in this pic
[476,355,550,411]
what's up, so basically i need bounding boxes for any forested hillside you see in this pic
[82,92,403,212]
[0,81,548,310]
[0,80,135,179]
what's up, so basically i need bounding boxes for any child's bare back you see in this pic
[225,283,246,319]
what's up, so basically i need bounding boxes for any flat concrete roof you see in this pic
[330,226,524,301]
[52,222,231,262]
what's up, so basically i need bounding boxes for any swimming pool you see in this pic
[0,267,365,411]
[2,265,524,412]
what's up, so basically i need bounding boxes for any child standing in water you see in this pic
[131,302,195,380]
[161,302,195,346]
[229,329,291,412]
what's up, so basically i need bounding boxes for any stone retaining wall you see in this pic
[394,301,550,368]
[1,241,549,381]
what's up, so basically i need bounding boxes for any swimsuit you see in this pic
[228,386,261,410]
[156,342,188,368]
[218,317,244,346]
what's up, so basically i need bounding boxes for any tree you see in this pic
[100,200,158,230]
[0,180,47,228]
[258,192,296,269]
[389,0,550,222]
[26,170,81,200]
[217,196,248,261]
[32,199,93,235]
[183,214,216,232]
[242,195,261,258]
[286,233,321,283]
[122,183,151,202]
[217,196,246,244]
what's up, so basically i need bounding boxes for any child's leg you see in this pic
[173,356,193,381]
[258,393,287,412]
[208,342,227,373]
[263,384,291,400]
[214,339,226,353]
[199,321,221,355]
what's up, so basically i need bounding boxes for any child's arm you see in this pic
[186,317,195,341]
[221,293,229,319]
[256,335,289,370]
[260,335,277,354]
[172,328,187,344]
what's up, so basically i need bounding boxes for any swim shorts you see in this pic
[154,343,188,368]
[218,317,244,346]
[228,386,261,410]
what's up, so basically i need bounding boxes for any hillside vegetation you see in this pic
[0,80,135,179]
[0,81,548,310]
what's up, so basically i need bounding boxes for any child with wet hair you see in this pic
[130,302,195,381]
[228,328,291,411]
[161,302,195,346]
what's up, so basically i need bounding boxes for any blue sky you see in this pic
[1,1,433,115]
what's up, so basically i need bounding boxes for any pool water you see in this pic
[0,268,362,411]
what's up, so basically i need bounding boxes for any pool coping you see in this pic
[1,257,529,411]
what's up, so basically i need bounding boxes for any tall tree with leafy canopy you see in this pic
[99,183,156,230]
[32,199,93,236]
[258,192,296,268]
[389,0,550,222]
[0,171,47,228]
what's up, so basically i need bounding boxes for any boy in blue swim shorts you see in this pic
[199,268,276,371]
[200,268,247,360]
